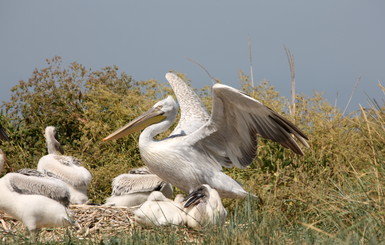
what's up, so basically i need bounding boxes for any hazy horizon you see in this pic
[1,1,384,112]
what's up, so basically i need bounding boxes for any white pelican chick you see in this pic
[38,126,92,204]
[0,150,74,233]
[104,166,173,207]
[183,184,227,228]
[134,191,186,226]
[103,73,309,199]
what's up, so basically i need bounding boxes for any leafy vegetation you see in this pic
[0,57,384,243]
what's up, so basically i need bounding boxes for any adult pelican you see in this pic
[0,149,74,233]
[38,126,92,204]
[104,166,173,207]
[103,72,309,199]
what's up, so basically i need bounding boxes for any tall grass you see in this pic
[0,57,384,243]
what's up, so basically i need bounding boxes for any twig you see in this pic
[334,92,339,109]
[248,38,255,88]
[187,58,219,84]
[300,222,335,238]
[342,76,361,116]
[1,219,9,232]
[359,104,378,166]
[284,46,296,116]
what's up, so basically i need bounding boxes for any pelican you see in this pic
[104,166,173,207]
[0,123,10,141]
[103,72,309,199]
[0,149,74,233]
[133,191,186,226]
[183,184,227,228]
[37,126,92,204]
[134,185,226,228]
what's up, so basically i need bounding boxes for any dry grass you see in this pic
[0,205,136,243]
[0,205,212,244]
[1,58,385,244]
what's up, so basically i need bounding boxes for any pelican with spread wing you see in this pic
[103,72,309,199]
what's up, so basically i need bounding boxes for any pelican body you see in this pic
[103,73,309,199]
[134,191,186,226]
[104,166,173,207]
[0,174,73,232]
[0,150,73,232]
[38,126,92,204]
[134,184,227,228]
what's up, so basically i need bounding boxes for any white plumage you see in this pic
[38,126,92,204]
[133,191,186,226]
[103,72,309,199]
[133,184,227,228]
[104,166,173,207]
[0,150,74,233]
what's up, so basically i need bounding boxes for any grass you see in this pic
[1,57,384,244]
[2,166,384,244]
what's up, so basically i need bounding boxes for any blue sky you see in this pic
[1,1,384,112]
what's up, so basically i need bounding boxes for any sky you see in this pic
[1,1,384,113]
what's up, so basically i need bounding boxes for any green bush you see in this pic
[1,57,384,243]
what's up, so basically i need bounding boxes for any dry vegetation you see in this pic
[0,57,384,244]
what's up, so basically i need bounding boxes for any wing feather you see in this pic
[165,73,210,136]
[37,155,92,188]
[7,173,70,207]
[111,174,166,196]
[186,84,309,168]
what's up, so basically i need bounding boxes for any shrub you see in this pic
[1,57,384,243]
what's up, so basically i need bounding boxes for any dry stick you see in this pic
[300,222,336,238]
[248,38,255,88]
[334,92,339,109]
[1,219,9,232]
[284,46,296,116]
[364,89,385,202]
[364,95,385,130]
[187,58,218,85]
[379,81,385,94]
[359,105,378,166]
[342,76,361,116]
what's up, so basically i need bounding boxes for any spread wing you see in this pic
[187,84,309,168]
[165,72,210,136]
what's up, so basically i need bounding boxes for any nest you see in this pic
[0,205,137,242]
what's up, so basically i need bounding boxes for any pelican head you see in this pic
[103,96,178,142]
